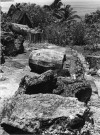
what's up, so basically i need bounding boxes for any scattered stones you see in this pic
[0,44,97,135]
[1,94,88,134]
[15,69,92,104]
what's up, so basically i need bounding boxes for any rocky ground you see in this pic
[0,39,100,135]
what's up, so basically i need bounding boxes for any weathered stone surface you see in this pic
[1,94,88,134]
[54,77,92,103]
[9,23,29,36]
[29,49,64,73]
[1,31,24,56]
[15,70,57,96]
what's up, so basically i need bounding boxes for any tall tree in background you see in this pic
[54,5,80,23]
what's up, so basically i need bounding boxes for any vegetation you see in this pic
[1,0,100,48]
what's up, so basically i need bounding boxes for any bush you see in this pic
[43,23,70,46]
[71,22,87,45]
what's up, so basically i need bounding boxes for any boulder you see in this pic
[53,77,92,103]
[9,23,29,36]
[1,31,24,56]
[15,70,57,96]
[1,94,88,134]
[29,49,64,73]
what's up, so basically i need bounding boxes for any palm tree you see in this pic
[44,0,62,11]
[54,5,80,23]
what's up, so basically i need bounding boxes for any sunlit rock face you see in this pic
[1,94,88,135]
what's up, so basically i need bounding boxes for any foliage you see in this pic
[71,22,87,45]
[43,22,73,46]
[3,0,100,47]
[85,10,100,24]
[54,5,80,23]
[1,13,11,32]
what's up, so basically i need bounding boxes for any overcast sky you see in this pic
[1,0,100,16]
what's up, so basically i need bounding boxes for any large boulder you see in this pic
[1,94,88,134]
[29,49,64,73]
[9,23,29,36]
[1,31,24,56]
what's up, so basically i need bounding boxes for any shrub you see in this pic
[71,22,87,45]
[43,23,70,46]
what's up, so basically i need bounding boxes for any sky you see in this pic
[1,0,100,16]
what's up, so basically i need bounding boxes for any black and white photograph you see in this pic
[0,0,100,134]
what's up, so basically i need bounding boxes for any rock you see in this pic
[9,23,29,36]
[15,70,57,96]
[54,77,92,103]
[29,49,64,73]
[1,94,88,134]
[1,31,24,56]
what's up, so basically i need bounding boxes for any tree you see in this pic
[44,0,62,11]
[54,5,80,23]
[85,10,100,24]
